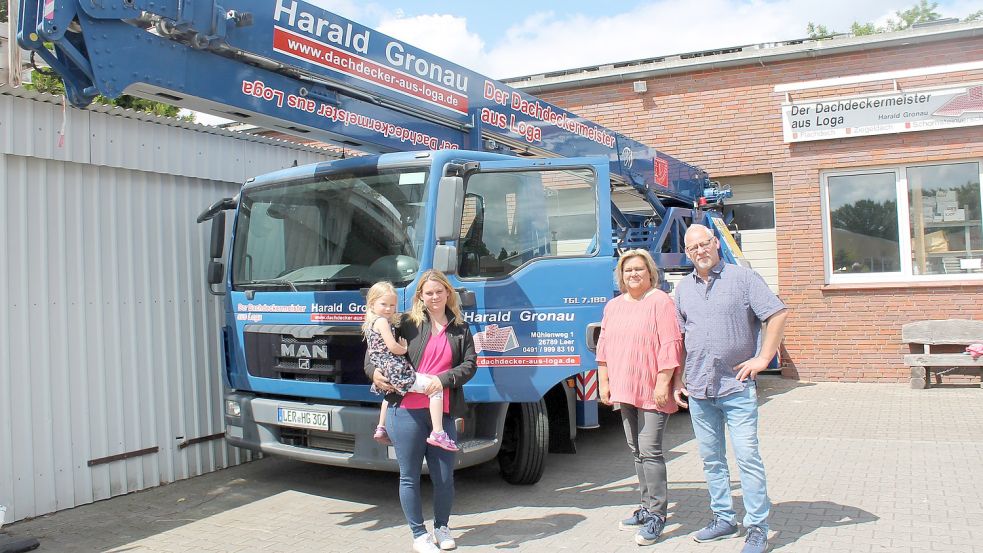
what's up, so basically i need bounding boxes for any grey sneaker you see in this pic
[433,525,456,550]
[693,516,740,542]
[618,506,651,531]
[741,525,769,553]
[634,515,666,546]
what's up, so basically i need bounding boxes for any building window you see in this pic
[823,161,982,282]
[723,201,775,231]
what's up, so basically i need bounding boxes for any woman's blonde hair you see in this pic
[362,281,399,336]
[614,249,660,293]
[408,269,464,327]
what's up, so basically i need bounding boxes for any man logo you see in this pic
[622,147,634,169]
[298,358,311,370]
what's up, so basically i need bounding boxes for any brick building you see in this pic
[506,21,983,382]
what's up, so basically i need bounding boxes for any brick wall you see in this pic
[536,36,983,382]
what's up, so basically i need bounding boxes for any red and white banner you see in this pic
[273,27,468,115]
[477,355,581,367]
[311,313,364,322]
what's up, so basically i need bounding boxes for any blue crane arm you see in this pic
[17,0,711,205]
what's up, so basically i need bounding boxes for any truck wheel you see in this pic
[497,400,548,485]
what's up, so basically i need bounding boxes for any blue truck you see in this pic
[18,0,746,484]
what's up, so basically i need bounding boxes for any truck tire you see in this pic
[497,400,548,485]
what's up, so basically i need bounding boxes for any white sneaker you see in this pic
[433,526,457,550]
[412,533,440,553]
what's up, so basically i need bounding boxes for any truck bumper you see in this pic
[224,392,502,472]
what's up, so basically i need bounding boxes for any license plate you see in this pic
[277,407,330,430]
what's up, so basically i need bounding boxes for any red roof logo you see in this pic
[474,324,519,353]
[934,85,983,117]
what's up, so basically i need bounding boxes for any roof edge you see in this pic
[504,21,983,92]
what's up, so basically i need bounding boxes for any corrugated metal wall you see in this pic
[0,90,331,522]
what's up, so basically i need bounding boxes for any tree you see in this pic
[884,0,942,31]
[27,69,194,121]
[806,22,836,39]
[0,2,7,23]
[808,0,957,38]
[966,10,983,21]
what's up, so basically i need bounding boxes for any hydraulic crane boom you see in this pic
[17,0,714,210]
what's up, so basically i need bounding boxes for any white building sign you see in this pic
[782,83,983,142]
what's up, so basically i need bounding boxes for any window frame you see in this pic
[821,159,983,284]
[722,199,776,232]
[456,165,600,281]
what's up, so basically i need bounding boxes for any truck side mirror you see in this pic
[434,176,464,242]
[585,322,602,352]
[207,260,225,286]
[209,211,226,259]
[433,244,458,275]
[207,212,227,295]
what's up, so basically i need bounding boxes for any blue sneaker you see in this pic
[693,516,740,542]
[618,506,651,531]
[741,525,769,553]
[634,515,666,546]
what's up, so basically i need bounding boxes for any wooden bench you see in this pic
[902,319,983,389]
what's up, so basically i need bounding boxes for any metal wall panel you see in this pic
[0,91,333,522]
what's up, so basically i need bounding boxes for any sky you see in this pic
[191,0,981,124]
[309,0,981,78]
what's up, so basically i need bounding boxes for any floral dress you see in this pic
[367,317,416,395]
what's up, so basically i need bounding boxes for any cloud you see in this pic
[374,13,486,71]
[351,0,976,79]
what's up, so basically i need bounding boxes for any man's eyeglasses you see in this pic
[685,238,715,254]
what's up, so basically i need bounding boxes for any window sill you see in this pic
[822,279,983,291]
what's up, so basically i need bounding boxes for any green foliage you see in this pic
[966,10,983,21]
[0,2,7,23]
[850,22,879,36]
[25,70,194,121]
[806,22,836,39]
[807,0,964,38]
[885,0,942,31]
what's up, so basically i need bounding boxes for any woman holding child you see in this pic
[366,269,477,553]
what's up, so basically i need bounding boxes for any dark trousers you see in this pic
[620,404,670,518]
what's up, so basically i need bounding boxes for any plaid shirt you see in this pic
[675,261,786,399]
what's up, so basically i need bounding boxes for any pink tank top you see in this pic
[400,325,452,413]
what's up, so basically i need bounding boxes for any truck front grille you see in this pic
[243,325,369,385]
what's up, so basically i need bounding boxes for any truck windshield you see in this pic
[231,168,427,290]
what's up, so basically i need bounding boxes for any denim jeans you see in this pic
[387,405,457,538]
[688,381,769,532]
[620,405,670,518]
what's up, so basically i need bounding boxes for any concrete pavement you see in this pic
[4,377,983,552]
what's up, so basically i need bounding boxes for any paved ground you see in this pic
[4,377,983,552]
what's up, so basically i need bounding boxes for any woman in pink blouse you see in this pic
[596,249,683,547]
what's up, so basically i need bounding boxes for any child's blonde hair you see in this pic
[362,281,399,336]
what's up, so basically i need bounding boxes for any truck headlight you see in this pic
[225,399,241,417]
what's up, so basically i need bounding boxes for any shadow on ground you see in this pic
[4,377,854,551]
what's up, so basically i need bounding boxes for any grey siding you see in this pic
[0,90,332,522]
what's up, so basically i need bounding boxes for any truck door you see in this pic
[449,158,614,403]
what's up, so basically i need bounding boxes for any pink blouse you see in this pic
[595,290,683,413]
[401,325,452,413]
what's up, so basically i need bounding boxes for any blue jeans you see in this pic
[688,382,769,532]
[387,405,457,538]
